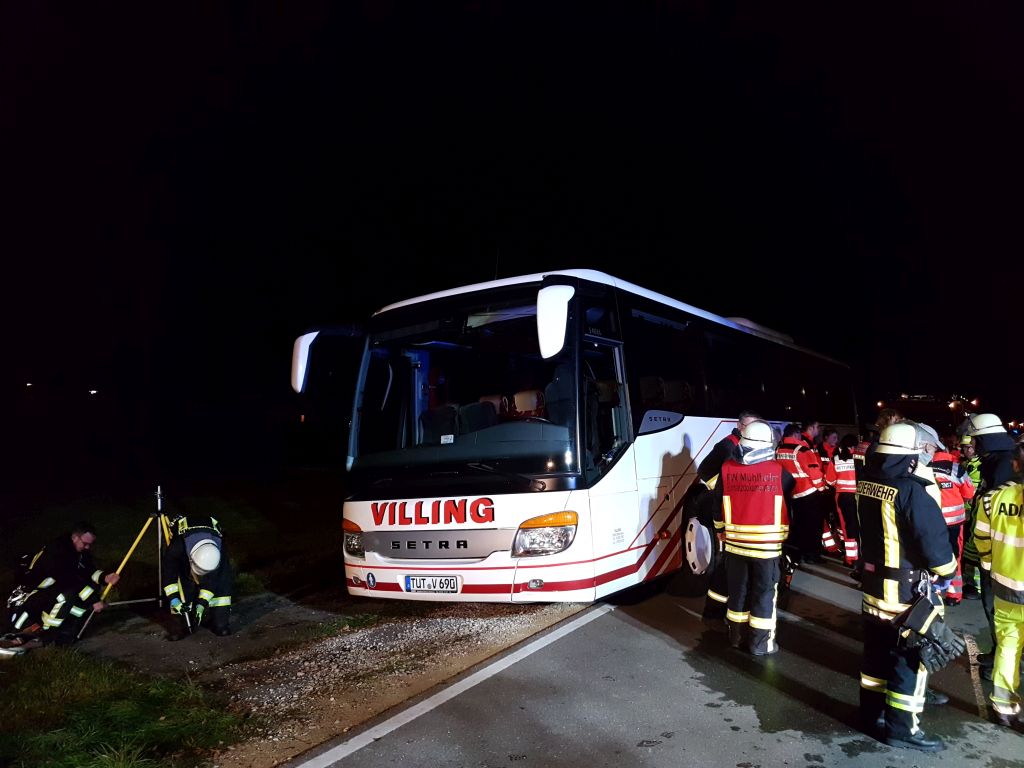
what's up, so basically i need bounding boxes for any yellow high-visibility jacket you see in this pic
[975,479,1024,604]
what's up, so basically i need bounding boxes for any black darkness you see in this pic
[2,2,1022,494]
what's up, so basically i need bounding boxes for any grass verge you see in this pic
[0,647,245,768]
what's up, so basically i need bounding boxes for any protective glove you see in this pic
[194,603,206,625]
[170,597,183,615]
[932,576,955,593]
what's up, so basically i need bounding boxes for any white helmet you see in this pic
[739,420,776,450]
[190,539,221,576]
[915,422,945,451]
[965,413,1005,436]
[875,422,919,455]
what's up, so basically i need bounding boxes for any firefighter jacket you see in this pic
[930,451,975,526]
[162,516,232,610]
[19,534,109,607]
[963,455,983,492]
[697,431,741,489]
[974,478,1024,604]
[857,452,957,621]
[775,438,826,499]
[713,458,795,559]
[825,451,857,496]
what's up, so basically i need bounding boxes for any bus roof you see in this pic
[374,268,847,367]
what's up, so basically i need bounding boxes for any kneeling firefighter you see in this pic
[162,515,233,640]
[856,423,962,752]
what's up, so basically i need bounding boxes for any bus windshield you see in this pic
[350,285,580,484]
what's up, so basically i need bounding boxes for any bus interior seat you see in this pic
[510,389,545,419]
[420,404,458,443]
[477,393,507,418]
[458,401,498,433]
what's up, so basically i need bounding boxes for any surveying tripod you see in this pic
[77,485,181,639]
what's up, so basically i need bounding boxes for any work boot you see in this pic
[728,623,745,649]
[701,616,728,634]
[992,711,1024,730]
[884,730,945,752]
[925,688,949,706]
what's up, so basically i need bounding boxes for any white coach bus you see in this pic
[291,269,857,602]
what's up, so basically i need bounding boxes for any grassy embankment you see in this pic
[0,468,350,767]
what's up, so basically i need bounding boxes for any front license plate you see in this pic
[405,575,460,593]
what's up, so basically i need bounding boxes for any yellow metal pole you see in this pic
[100,516,153,601]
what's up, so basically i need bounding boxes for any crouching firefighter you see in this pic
[162,515,233,640]
[856,423,961,752]
[712,420,795,656]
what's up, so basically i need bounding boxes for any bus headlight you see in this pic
[343,518,364,558]
[512,511,578,557]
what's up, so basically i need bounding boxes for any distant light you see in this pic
[88,390,98,395]
[900,393,909,399]
[25,382,32,387]
[1010,421,1018,428]
[948,402,957,409]
[876,401,884,408]
[299,414,305,423]
[971,399,979,407]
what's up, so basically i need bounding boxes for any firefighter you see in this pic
[712,420,794,656]
[775,423,827,563]
[973,459,1024,727]
[857,422,957,752]
[693,410,761,629]
[960,434,984,599]
[162,515,233,640]
[5,521,120,645]
[929,442,975,605]
[962,414,1018,675]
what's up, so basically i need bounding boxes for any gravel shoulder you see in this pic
[79,591,586,767]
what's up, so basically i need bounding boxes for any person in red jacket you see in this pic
[713,420,795,655]
[824,434,861,567]
[693,410,761,628]
[930,444,975,605]
[776,423,828,563]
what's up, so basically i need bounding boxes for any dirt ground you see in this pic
[78,588,586,768]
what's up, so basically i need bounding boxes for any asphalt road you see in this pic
[288,559,1020,767]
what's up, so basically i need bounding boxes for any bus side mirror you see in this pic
[291,331,319,393]
[537,285,575,359]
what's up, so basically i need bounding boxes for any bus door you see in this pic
[580,340,650,597]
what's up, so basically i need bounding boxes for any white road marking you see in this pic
[290,604,616,767]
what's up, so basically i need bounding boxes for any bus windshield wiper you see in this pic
[465,462,546,492]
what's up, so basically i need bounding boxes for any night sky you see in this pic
[3,2,1022,489]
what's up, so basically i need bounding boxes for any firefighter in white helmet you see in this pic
[973,442,1024,727]
[856,422,958,752]
[162,515,233,640]
[711,420,795,656]
[962,414,1019,676]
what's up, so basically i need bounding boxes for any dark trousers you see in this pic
[982,569,996,649]
[860,616,929,738]
[7,584,92,640]
[726,554,781,655]
[791,493,826,561]
[703,550,729,621]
